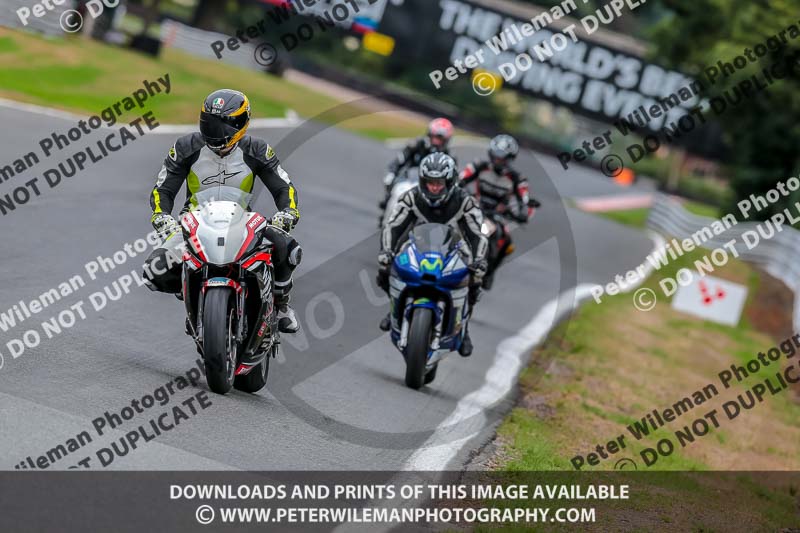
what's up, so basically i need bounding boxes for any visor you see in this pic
[419,176,448,201]
[200,111,248,149]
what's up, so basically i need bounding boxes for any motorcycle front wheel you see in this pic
[202,288,237,394]
[405,307,433,390]
[234,344,272,393]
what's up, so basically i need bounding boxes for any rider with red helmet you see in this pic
[379,118,455,217]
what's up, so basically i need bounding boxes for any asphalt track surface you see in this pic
[0,105,654,471]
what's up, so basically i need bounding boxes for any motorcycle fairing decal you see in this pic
[419,256,443,272]
[203,277,242,293]
[235,363,257,376]
[235,213,267,261]
[182,252,202,269]
[181,212,208,262]
[241,252,272,270]
[442,251,467,275]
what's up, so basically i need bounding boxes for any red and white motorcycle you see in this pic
[178,186,279,395]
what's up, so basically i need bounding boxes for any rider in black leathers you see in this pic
[143,89,302,333]
[459,134,540,289]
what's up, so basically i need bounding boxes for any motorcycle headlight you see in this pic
[407,245,419,270]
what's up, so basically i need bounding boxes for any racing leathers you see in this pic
[381,138,454,208]
[459,160,533,221]
[378,186,488,302]
[143,133,302,318]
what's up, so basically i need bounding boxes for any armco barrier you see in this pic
[647,193,800,331]
[1,0,67,35]
[160,19,262,71]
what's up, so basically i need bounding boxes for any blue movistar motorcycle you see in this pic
[388,223,471,389]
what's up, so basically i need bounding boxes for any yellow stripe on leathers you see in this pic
[152,190,162,214]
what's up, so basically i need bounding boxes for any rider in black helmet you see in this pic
[460,134,538,221]
[377,153,488,356]
[144,89,303,334]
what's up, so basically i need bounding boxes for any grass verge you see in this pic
[484,224,800,529]
[0,29,426,140]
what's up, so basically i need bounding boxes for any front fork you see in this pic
[398,298,443,354]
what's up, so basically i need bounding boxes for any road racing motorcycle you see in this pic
[178,185,279,395]
[387,223,471,389]
[379,166,418,228]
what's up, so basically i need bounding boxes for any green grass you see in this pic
[595,207,650,228]
[0,28,426,140]
[486,239,800,527]
[594,199,719,230]
[0,35,20,52]
[683,199,720,218]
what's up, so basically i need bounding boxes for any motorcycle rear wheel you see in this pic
[203,288,237,394]
[405,307,433,390]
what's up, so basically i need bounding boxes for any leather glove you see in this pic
[469,259,488,281]
[270,209,299,232]
[152,213,180,240]
[377,251,393,269]
[376,251,393,291]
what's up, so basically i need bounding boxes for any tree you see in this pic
[649,0,800,218]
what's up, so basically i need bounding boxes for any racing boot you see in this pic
[379,313,391,332]
[276,294,299,333]
[459,330,473,357]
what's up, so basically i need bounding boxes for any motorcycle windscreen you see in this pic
[194,185,253,210]
[410,223,457,255]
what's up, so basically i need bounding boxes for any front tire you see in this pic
[405,307,433,390]
[234,346,272,393]
[424,363,438,385]
[203,288,237,394]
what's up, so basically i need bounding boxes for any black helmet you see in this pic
[199,89,250,155]
[488,134,519,170]
[418,153,457,207]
